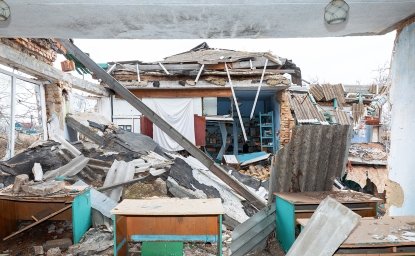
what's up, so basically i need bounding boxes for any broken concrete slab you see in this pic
[44,238,72,251]
[21,180,65,196]
[12,174,29,193]
[286,196,361,256]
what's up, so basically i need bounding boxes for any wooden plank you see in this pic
[342,217,415,248]
[3,204,72,241]
[0,199,16,239]
[97,175,151,192]
[111,198,224,216]
[126,216,219,236]
[0,43,109,96]
[115,215,127,256]
[66,116,105,145]
[14,201,71,221]
[286,197,361,256]
[126,87,232,98]
[59,39,267,210]
[275,191,383,205]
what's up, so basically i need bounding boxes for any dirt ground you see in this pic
[0,221,72,255]
[0,220,284,256]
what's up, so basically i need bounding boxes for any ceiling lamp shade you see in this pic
[324,0,349,25]
[0,0,10,21]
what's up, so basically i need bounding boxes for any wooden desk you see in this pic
[297,217,415,255]
[111,198,224,256]
[275,191,383,252]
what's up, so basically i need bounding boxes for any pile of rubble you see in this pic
[239,165,270,181]
[0,113,269,255]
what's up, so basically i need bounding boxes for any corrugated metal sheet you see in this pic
[334,84,346,104]
[269,125,351,194]
[352,102,365,125]
[103,160,136,201]
[230,203,275,256]
[288,92,327,124]
[322,84,337,101]
[309,84,325,101]
[310,84,345,106]
[334,109,352,125]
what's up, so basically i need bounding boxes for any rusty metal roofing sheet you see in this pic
[269,125,351,194]
[288,92,327,124]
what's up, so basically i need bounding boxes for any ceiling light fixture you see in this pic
[0,0,10,21]
[324,0,349,25]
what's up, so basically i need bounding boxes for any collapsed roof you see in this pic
[107,42,302,86]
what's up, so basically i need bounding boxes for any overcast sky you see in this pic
[73,31,395,85]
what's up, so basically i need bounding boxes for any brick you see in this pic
[33,245,44,255]
[44,238,72,251]
[46,248,61,256]
[12,174,29,193]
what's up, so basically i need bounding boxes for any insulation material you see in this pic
[143,98,195,151]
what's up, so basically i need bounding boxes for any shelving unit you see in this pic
[260,111,276,153]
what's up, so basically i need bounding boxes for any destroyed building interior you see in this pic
[0,1,414,256]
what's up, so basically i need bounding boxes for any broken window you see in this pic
[0,69,46,160]
[14,79,44,155]
[70,89,99,113]
[0,72,12,159]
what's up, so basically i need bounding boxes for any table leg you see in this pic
[217,214,222,256]
[113,215,128,256]
[113,215,117,256]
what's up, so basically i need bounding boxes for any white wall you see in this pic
[389,22,415,215]
[97,96,112,121]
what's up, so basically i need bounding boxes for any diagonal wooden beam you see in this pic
[58,39,266,210]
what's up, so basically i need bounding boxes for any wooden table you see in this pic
[297,217,415,255]
[0,189,91,244]
[275,191,383,252]
[111,198,225,256]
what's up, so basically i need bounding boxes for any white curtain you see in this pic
[143,98,195,151]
